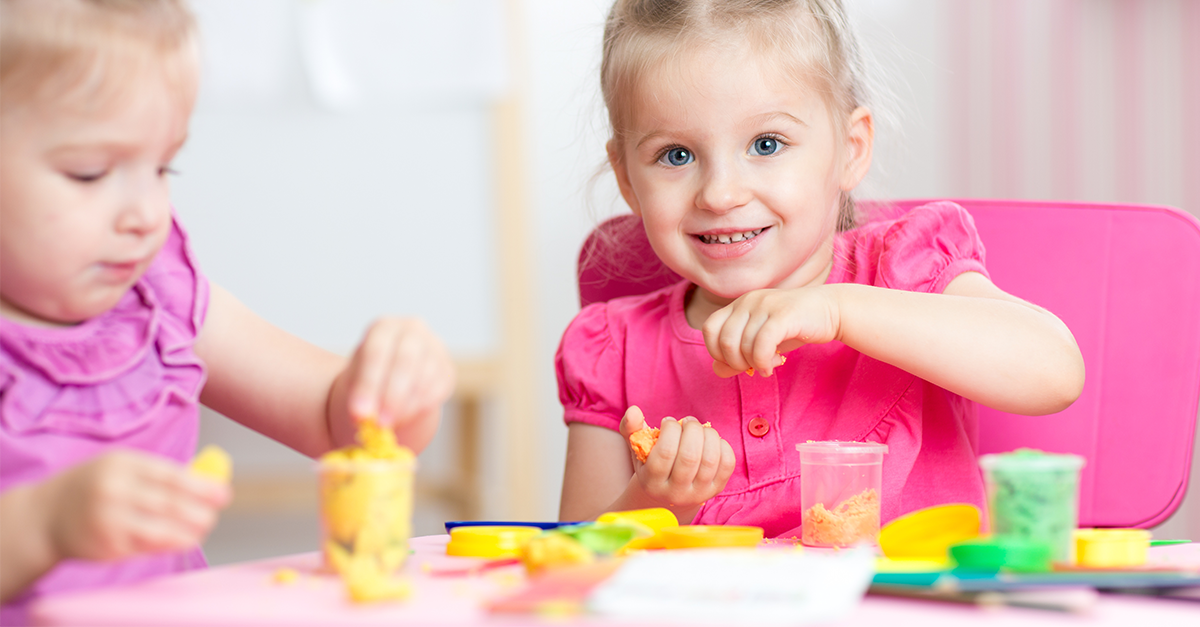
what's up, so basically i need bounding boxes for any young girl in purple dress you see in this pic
[0,0,455,619]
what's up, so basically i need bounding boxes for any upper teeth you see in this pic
[700,228,764,244]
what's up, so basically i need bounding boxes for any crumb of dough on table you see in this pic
[272,568,300,585]
[801,488,880,547]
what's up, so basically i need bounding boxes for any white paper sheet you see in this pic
[588,547,875,625]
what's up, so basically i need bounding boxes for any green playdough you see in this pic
[979,449,1085,563]
[557,522,651,555]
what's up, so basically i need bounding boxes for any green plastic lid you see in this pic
[950,537,1052,573]
[978,448,1085,473]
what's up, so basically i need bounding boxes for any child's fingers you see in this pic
[412,342,456,415]
[379,320,455,424]
[701,306,735,364]
[378,331,425,423]
[126,514,209,555]
[346,320,403,420]
[750,319,789,376]
[138,468,226,532]
[716,439,736,486]
[692,425,724,487]
[739,311,770,368]
[713,311,753,373]
[640,417,680,479]
[619,405,647,440]
[711,360,743,378]
[668,418,706,487]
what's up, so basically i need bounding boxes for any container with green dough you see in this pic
[978,449,1085,563]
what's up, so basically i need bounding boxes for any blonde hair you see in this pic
[0,0,198,114]
[601,0,874,230]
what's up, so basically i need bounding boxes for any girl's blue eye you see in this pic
[752,137,780,156]
[660,147,693,167]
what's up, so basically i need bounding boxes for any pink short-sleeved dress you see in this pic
[0,216,209,622]
[556,202,990,538]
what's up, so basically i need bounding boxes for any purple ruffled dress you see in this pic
[1,216,209,624]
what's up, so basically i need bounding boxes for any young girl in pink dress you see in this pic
[0,0,454,619]
[557,0,1085,536]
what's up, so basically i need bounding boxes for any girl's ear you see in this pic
[839,106,874,191]
[607,139,642,217]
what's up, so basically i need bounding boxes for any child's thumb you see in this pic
[619,405,646,438]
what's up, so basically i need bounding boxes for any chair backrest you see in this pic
[576,200,1200,528]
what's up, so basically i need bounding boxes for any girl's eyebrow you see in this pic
[47,133,189,157]
[633,111,809,150]
[754,111,808,128]
[634,130,678,150]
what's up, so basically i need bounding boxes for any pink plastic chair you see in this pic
[577,199,1200,528]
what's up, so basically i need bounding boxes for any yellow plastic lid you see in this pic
[879,504,981,560]
[659,525,764,549]
[597,508,679,531]
[1074,528,1151,568]
[445,526,541,559]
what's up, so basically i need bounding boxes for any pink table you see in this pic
[31,536,1200,626]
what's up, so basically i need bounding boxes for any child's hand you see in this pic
[42,450,230,562]
[343,318,455,426]
[618,406,735,509]
[702,287,840,378]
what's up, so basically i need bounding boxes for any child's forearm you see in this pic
[830,279,1084,415]
[0,484,58,603]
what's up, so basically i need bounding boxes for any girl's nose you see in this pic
[115,191,169,237]
[695,162,751,214]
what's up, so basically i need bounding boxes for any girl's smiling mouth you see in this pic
[696,227,767,245]
[693,226,770,259]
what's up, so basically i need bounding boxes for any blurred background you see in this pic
[175,0,1200,565]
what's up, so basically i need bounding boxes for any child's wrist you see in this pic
[27,476,68,565]
[7,481,62,573]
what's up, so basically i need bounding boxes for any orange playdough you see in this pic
[629,427,660,463]
[802,488,880,547]
[628,420,715,463]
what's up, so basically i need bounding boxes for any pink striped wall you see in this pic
[1186,0,1200,217]
[943,0,1196,218]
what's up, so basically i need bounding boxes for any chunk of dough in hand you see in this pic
[189,445,232,484]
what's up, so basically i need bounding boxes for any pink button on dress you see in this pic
[556,201,990,538]
[1,215,209,624]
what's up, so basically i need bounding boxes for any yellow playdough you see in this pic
[521,533,595,575]
[272,568,299,585]
[189,445,232,483]
[597,508,679,552]
[319,420,415,603]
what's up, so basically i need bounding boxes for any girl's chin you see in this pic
[693,278,773,304]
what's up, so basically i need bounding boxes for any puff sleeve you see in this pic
[876,201,989,294]
[555,302,627,431]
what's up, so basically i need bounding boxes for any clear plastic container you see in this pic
[318,457,416,575]
[978,449,1085,564]
[796,441,888,547]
